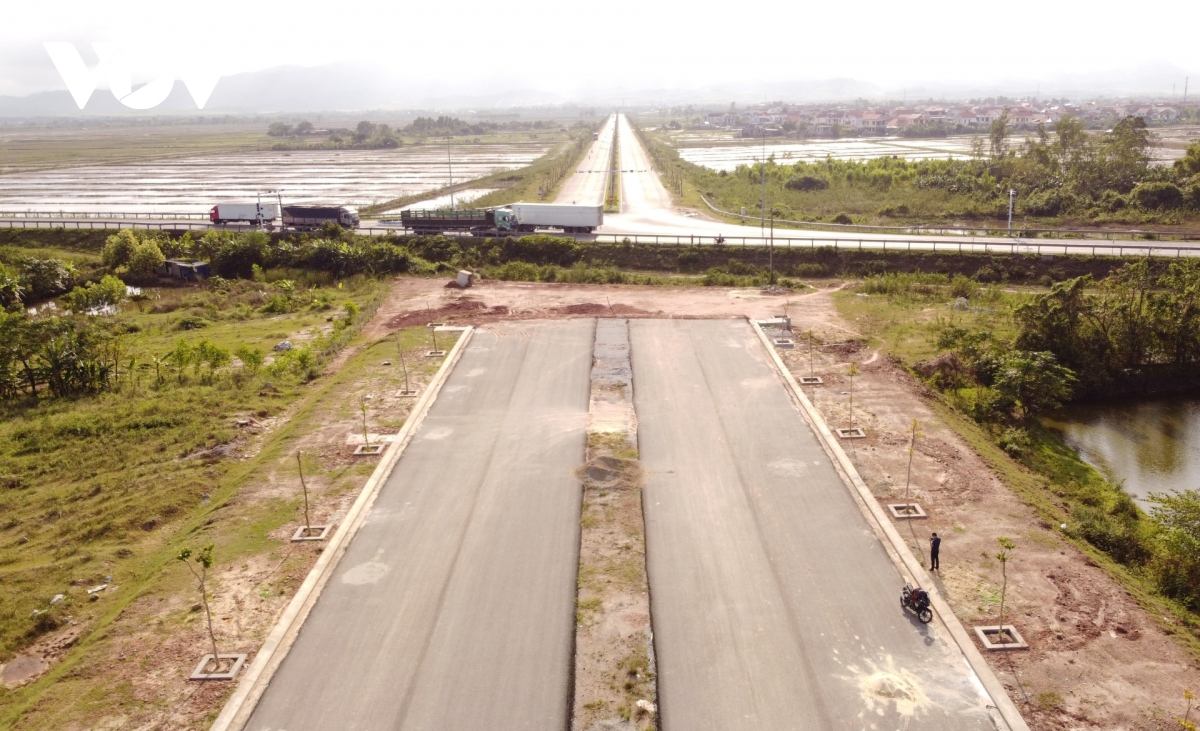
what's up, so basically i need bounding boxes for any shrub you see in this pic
[126,240,165,284]
[1020,188,1077,216]
[830,213,853,225]
[1131,181,1184,210]
[101,230,138,269]
[62,275,127,311]
[784,175,829,192]
[949,274,979,300]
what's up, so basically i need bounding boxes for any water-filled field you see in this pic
[0,144,547,214]
[675,135,1184,171]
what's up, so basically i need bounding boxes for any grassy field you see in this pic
[0,124,272,174]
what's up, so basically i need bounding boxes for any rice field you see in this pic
[673,134,1185,171]
[0,144,548,214]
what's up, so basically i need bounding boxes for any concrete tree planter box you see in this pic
[798,376,823,385]
[426,322,445,328]
[425,350,447,358]
[835,427,867,439]
[353,444,384,456]
[398,389,418,397]
[189,653,247,681]
[773,339,795,349]
[887,503,927,519]
[291,525,332,542]
[974,625,1028,651]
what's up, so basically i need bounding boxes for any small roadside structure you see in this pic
[160,260,211,280]
[456,270,475,288]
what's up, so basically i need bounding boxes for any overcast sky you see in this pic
[2,0,1198,99]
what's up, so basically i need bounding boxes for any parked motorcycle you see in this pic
[901,582,933,624]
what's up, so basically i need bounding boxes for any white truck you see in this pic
[209,202,280,225]
[507,203,603,233]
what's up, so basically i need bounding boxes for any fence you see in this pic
[698,195,1200,243]
[0,211,209,221]
[4,218,1200,258]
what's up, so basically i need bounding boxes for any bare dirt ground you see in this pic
[780,286,1200,730]
[573,320,655,731]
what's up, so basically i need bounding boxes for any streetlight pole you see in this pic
[760,126,767,234]
[1007,189,1016,235]
[447,136,455,211]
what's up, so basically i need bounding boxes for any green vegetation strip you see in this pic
[640,115,1200,233]
[834,265,1200,654]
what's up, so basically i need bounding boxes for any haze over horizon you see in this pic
[1,0,1198,111]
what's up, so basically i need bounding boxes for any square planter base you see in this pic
[835,427,867,439]
[353,444,385,456]
[887,503,927,519]
[425,350,447,358]
[291,525,332,542]
[974,625,1029,651]
[189,653,247,681]
[398,389,418,397]
[799,376,824,385]
[773,339,795,349]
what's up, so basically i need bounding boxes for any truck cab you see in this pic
[339,207,360,228]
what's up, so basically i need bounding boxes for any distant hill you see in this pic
[0,61,1194,118]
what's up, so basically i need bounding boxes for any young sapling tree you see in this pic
[178,544,220,669]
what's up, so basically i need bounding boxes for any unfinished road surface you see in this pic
[245,320,594,731]
[631,319,996,730]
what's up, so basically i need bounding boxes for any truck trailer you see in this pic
[397,203,601,236]
[282,205,360,231]
[210,202,280,225]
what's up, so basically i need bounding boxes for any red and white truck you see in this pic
[210,202,280,225]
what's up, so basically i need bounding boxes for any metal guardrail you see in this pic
[697,195,1200,242]
[3,218,1199,258]
[0,211,210,220]
[587,233,1200,258]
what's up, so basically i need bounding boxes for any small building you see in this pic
[161,260,212,280]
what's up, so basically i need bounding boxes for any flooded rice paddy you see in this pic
[380,188,498,214]
[1044,397,1200,505]
[0,144,547,214]
[674,135,1184,171]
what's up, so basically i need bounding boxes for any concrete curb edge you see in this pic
[210,326,476,731]
[749,319,1029,731]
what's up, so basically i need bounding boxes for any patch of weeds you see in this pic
[576,596,602,624]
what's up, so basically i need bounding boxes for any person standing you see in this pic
[930,532,941,571]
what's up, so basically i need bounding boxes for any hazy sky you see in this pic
[2,0,1198,98]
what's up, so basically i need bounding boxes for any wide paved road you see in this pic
[631,319,996,730]
[245,320,594,731]
[555,114,616,206]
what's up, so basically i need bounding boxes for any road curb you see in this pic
[749,319,1030,731]
[210,326,475,731]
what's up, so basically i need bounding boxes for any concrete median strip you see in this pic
[209,326,474,731]
[750,319,1030,731]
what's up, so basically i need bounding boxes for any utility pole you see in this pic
[769,215,775,284]
[446,136,455,211]
[1185,77,1190,103]
[256,191,263,232]
[760,127,767,234]
[1008,189,1016,235]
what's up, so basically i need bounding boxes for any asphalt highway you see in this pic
[631,319,996,730]
[555,114,617,207]
[244,320,594,731]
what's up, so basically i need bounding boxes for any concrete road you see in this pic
[555,114,617,206]
[615,113,673,214]
[631,319,996,730]
[245,320,594,731]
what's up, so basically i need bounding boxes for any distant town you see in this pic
[697,98,1200,137]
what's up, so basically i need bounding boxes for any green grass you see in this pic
[0,309,453,728]
[834,283,1200,659]
[0,277,382,661]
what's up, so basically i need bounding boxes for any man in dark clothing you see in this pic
[930,532,941,570]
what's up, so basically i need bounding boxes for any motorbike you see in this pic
[901,582,933,624]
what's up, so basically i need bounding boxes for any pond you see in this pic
[1043,397,1200,506]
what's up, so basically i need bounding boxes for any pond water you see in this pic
[1043,398,1200,506]
[0,145,546,215]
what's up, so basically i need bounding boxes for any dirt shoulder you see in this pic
[781,286,1200,730]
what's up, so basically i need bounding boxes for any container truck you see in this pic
[397,203,601,236]
[210,202,280,225]
[282,205,360,231]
